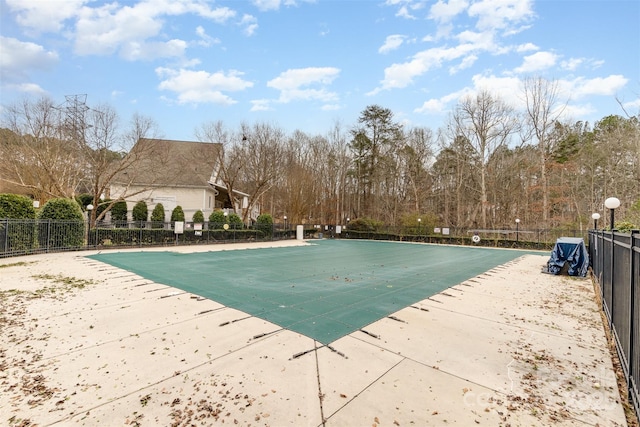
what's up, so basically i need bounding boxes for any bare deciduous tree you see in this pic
[521,76,567,224]
[1,97,85,200]
[451,90,518,228]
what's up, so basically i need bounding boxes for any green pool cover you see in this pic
[88,240,527,344]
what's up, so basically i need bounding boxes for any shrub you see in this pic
[228,212,243,229]
[75,194,94,210]
[38,198,84,249]
[39,198,83,221]
[208,210,226,229]
[171,205,185,223]
[348,217,383,232]
[0,194,37,252]
[400,212,438,235]
[0,194,36,219]
[615,221,637,233]
[255,213,273,236]
[111,200,128,222]
[132,200,148,222]
[151,203,165,228]
[192,210,204,223]
[151,203,165,222]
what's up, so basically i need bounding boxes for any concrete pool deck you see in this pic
[0,240,629,426]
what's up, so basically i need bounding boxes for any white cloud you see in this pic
[414,87,471,114]
[396,6,417,19]
[622,98,640,113]
[156,67,254,105]
[471,74,523,106]
[513,51,558,73]
[250,99,272,111]
[68,1,235,58]
[5,0,86,33]
[516,42,538,53]
[561,57,584,71]
[268,67,340,103]
[379,35,405,54]
[4,82,47,95]
[468,0,534,32]
[372,0,535,95]
[195,26,221,47]
[369,44,476,94]
[240,14,259,36]
[321,104,342,111]
[449,54,477,74]
[561,103,595,122]
[386,0,428,19]
[251,0,312,12]
[429,0,469,23]
[0,36,59,82]
[120,39,189,61]
[566,75,629,99]
[414,98,446,113]
[253,0,281,11]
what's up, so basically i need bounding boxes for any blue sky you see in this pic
[1,0,639,141]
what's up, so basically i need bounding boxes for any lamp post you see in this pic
[86,204,94,247]
[283,215,287,231]
[418,218,421,234]
[604,197,620,230]
[591,212,600,230]
[515,218,520,242]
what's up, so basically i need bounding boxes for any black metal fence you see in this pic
[2,218,593,258]
[589,230,639,420]
[0,219,298,258]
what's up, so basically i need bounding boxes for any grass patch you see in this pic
[28,274,97,298]
[0,261,36,269]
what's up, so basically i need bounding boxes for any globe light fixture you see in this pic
[604,197,620,230]
[591,212,600,229]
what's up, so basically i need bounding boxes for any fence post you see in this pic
[46,219,51,253]
[3,218,8,253]
[610,231,615,329]
[629,231,638,408]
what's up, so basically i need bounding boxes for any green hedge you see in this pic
[343,229,552,250]
[0,194,37,252]
[38,198,85,249]
[89,227,265,247]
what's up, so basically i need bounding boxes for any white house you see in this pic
[109,138,256,223]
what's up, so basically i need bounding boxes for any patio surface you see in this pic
[0,240,628,426]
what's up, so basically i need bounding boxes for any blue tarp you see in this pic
[546,237,589,277]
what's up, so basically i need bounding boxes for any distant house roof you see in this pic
[114,138,222,188]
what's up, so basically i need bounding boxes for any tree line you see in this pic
[1,77,639,231]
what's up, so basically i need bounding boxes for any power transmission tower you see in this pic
[60,94,90,146]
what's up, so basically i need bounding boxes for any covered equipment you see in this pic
[545,237,589,277]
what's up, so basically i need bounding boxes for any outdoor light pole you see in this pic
[418,218,421,234]
[604,197,620,230]
[283,215,287,231]
[515,218,520,242]
[591,213,600,230]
